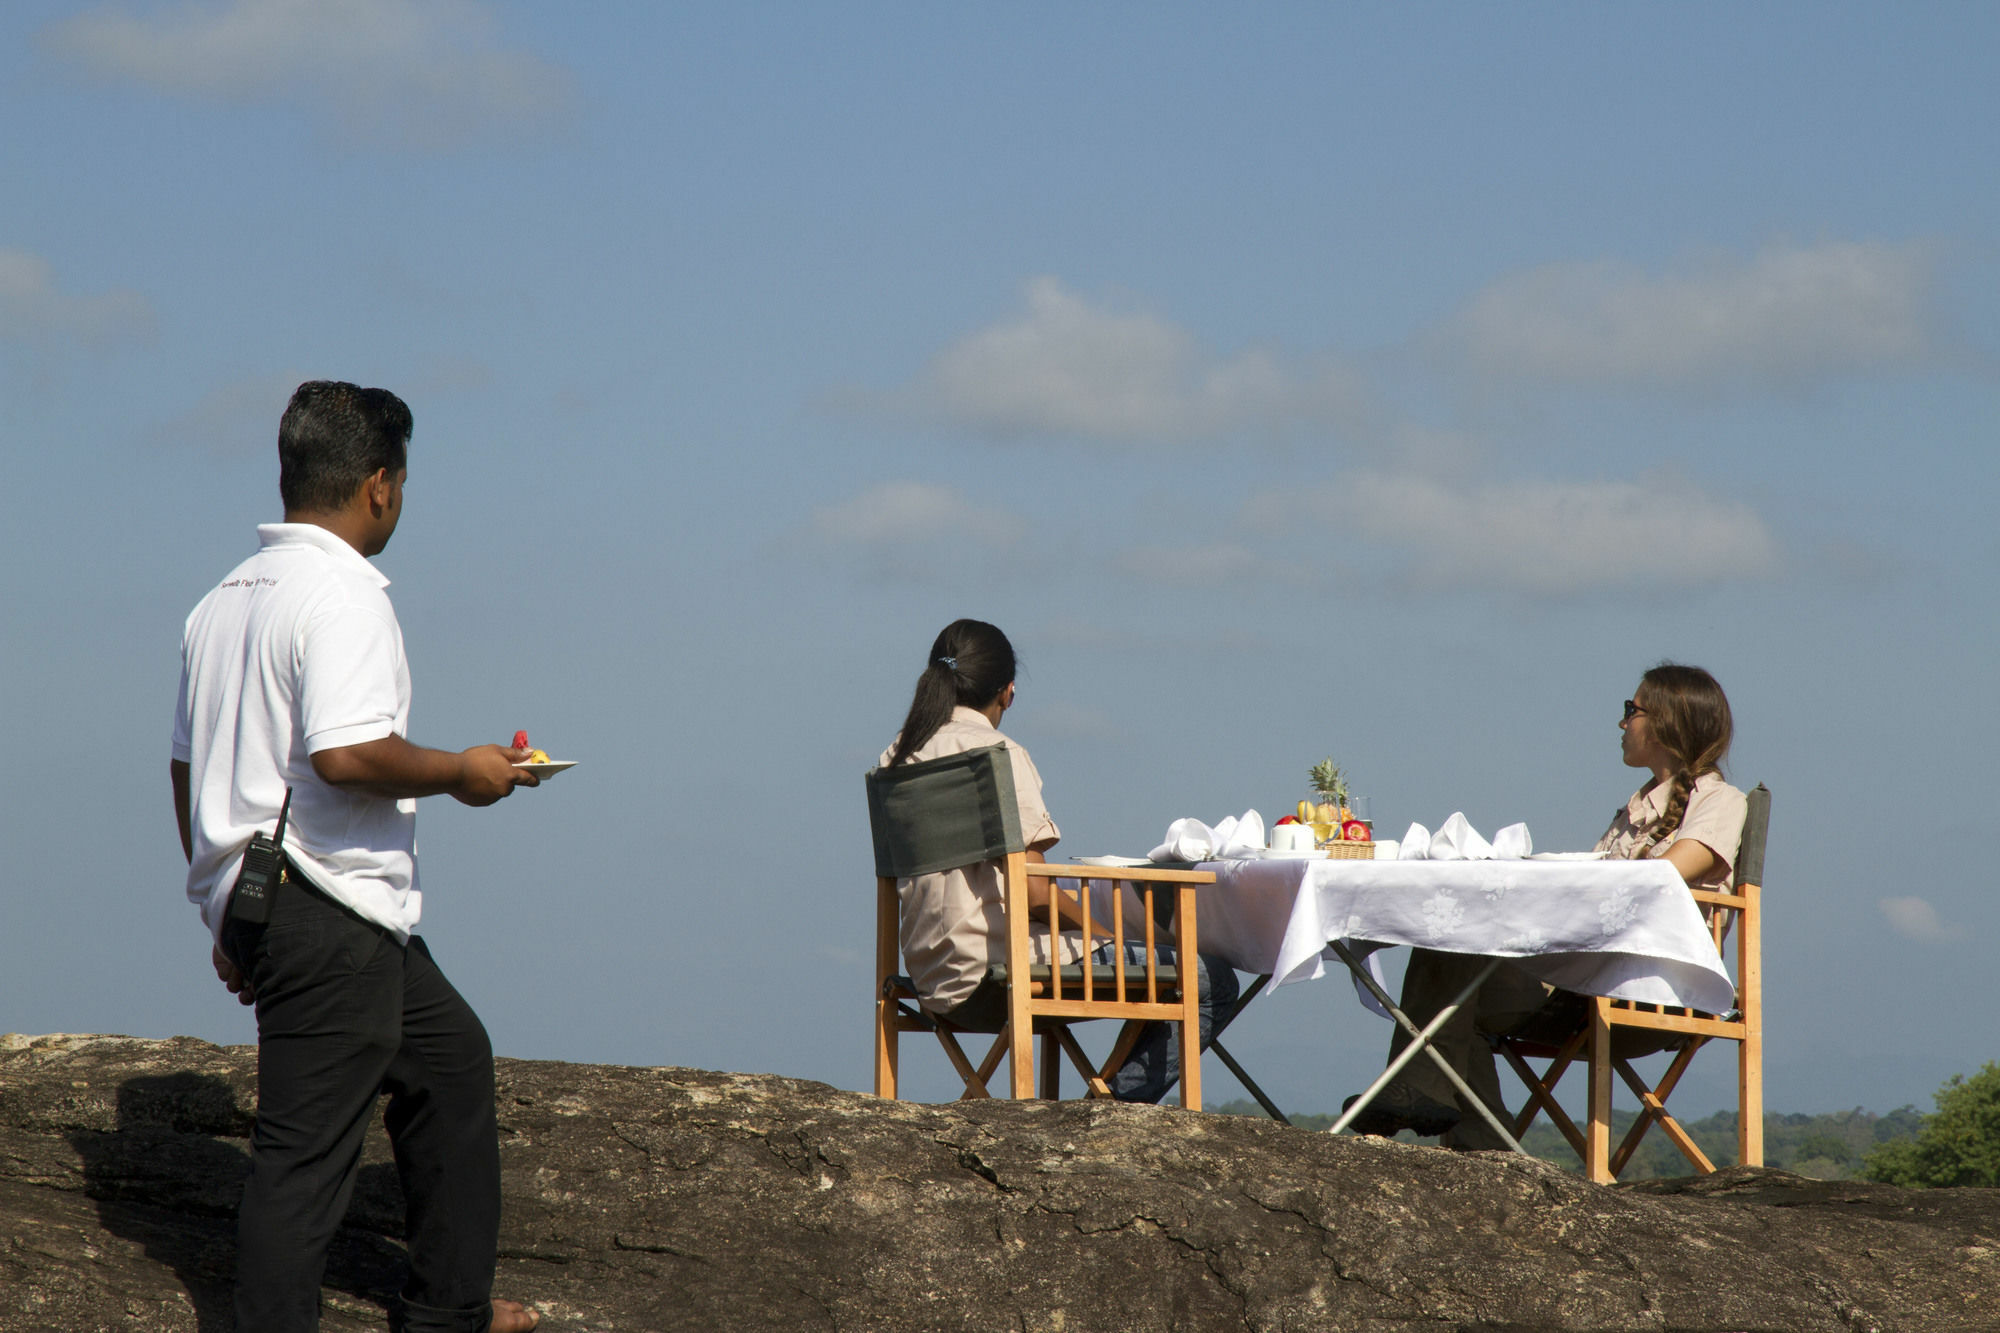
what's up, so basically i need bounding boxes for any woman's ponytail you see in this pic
[886,620,1018,767]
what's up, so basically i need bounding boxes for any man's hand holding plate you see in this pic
[455,744,539,806]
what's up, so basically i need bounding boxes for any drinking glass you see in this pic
[1347,795,1374,841]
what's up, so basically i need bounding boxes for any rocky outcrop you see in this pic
[3,1033,1998,1332]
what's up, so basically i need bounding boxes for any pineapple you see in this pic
[1308,758,1351,831]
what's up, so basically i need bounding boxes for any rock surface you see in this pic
[3,1034,1999,1332]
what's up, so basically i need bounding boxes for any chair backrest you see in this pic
[1734,783,1770,889]
[1695,781,1769,957]
[866,745,1024,879]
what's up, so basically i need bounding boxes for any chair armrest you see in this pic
[1026,865,1205,961]
[1027,864,1216,884]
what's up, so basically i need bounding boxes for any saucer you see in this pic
[513,760,577,780]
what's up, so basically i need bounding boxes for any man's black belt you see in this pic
[238,856,398,941]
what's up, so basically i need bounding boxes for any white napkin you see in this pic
[1148,810,1267,862]
[1490,822,1533,859]
[1396,813,1533,860]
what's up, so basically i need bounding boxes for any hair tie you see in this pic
[936,656,958,671]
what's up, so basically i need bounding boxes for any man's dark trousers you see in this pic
[224,880,501,1333]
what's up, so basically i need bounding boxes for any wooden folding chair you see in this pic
[1492,783,1769,1183]
[868,745,1211,1108]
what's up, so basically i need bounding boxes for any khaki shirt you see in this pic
[881,707,1062,1013]
[1594,771,1747,893]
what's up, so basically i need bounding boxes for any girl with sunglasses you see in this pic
[1595,664,1745,893]
[1349,662,1748,1146]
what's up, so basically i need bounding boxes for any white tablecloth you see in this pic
[1192,856,1736,1015]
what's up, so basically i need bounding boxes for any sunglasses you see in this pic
[1622,699,1647,722]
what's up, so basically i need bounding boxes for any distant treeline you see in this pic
[1213,1100,1926,1181]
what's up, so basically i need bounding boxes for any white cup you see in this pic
[1270,823,1317,852]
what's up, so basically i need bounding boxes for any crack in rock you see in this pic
[955,1148,1009,1191]
[611,1235,708,1262]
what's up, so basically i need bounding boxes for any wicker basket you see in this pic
[1322,841,1376,860]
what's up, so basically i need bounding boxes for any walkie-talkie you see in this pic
[226,788,293,925]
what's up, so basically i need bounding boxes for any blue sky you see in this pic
[3,1,1995,1122]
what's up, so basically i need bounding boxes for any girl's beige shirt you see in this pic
[881,706,1062,1013]
[1594,771,1747,893]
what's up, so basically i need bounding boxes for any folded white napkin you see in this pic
[1490,822,1533,859]
[1396,812,1532,860]
[1148,810,1267,862]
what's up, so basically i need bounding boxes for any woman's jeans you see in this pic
[937,946,1240,1104]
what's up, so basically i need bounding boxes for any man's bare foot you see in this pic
[491,1297,541,1332]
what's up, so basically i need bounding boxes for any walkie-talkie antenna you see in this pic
[272,788,294,849]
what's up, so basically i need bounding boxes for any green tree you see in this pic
[1863,1061,2000,1188]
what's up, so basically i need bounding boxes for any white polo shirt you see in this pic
[173,523,421,943]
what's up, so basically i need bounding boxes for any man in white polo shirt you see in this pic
[171,381,540,1333]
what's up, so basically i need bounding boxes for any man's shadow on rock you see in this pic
[70,1072,412,1331]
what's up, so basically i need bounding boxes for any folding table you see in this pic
[1177,855,1736,1150]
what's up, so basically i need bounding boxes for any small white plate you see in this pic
[1528,850,1605,861]
[1071,855,1154,867]
[514,760,577,780]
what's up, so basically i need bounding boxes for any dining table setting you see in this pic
[1061,768,1739,1148]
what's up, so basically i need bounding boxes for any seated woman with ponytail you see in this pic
[1348,663,1748,1147]
[881,618,1238,1104]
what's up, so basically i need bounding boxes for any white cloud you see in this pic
[1879,896,1960,945]
[405,358,494,395]
[1431,241,1937,388]
[809,481,1026,583]
[0,248,153,347]
[1304,471,1781,596]
[1025,702,1125,744]
[1116,542,1263,587]
[856,277,1372,442]
[152,371,303,454]
[153,365,492,454]
[813,481,1023,549]
[42,0,570,150]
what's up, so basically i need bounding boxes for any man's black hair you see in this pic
[278,381,413,513]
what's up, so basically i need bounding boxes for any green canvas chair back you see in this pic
[866,745,1024,880]
[1735,783,1770,889]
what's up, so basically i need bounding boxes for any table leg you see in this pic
[1325,943,1527,1154]
[1155,974,1290,1123]
[1209,1038,1290,1125]
[1215,972,1270,1028]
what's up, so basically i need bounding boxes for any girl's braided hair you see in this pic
[1635,663,1733,853]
